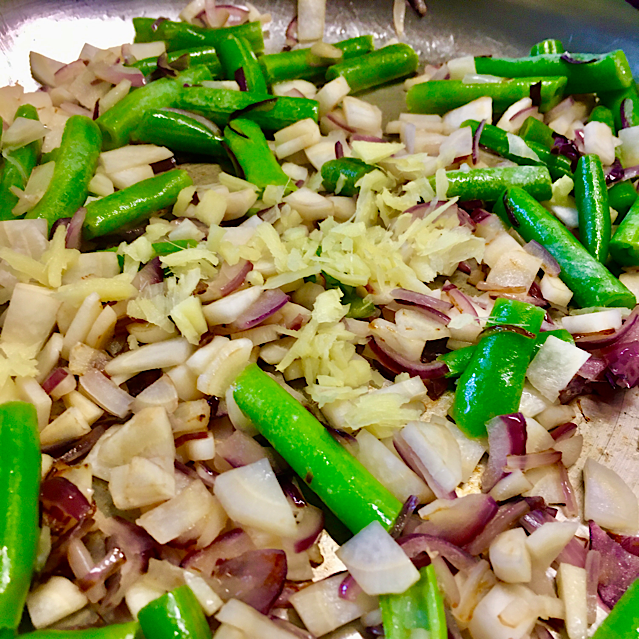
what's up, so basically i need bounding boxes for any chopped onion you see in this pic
[398,533,477,572]
[482,413,527,492]
[79,368,133,418]
[232,289,290,330]
[465,499,531,556]
[489,528,531,583]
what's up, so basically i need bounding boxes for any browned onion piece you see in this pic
[482,413,527,492]
[40,476,93,526]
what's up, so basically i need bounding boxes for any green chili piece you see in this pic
[174,65,213,85]
[464,119,573,180]
[130,46,223,78]
[131,109,226,160]
[216,34,268,93]
[83,169,193,239]
[591,577,639,639]
[597,84,639,132]
[322,272,375,319]
[26,115,101,228]
[380,564,447,639]
[451,299,545,438]
[530,328,575,358]
[138,586,210,639]
[0,402,40,635]
[233,364,403,533]
[18,623,141,639]
[176,87,318,132]
[259,36,374,85]
[133,17,264,53]
[610,196,639,267]
[518,116,556,149]
[152,240,199,257]
[589,105,616,132]
[0,105,41,221]
[325,43,419,94]
[530,39,565,56]
[407,77,566,115]
[428,165,553,202]
[96,77,181,150]
[574,154,611,262]
[474,50,633,94]
[321,157,376,196]
[608,181,638,220]
[493,187,636,308]
[223,118,290,190]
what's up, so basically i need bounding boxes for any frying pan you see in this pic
[1,1,639,635]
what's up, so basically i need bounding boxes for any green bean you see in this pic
[83,169,193,239]
[259,36,374,85]
[518,116,556,149]
[407,77,567,115]
[174,65,213,85]
[325,43,419,94]
[474,50,633,94]
[216,35,268,93]
[591,575,639,639]
[18,623,141,639]
[0,104,41,221]
[233,364,403,533]
[574,154,611,262]
[131,109,227,160]
[223,118,290,190]
[589,105,616,132]
[321,157,376,196]
[133,17,264,53]
[610,196,639,267]
[26,116,101,228]
[608,181,638,219]
[598,84,639,131]
[130,46,223,78]
[452,298,545,438]
[530,39,565,56]
[494,187,636,308]
[429,165,553,202]
[464,119,573,180]
[175,87,319,132]
[0,402,40,635]
[96,77,181,150]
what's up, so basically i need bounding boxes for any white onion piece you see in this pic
[3,117,47,150]
[29,51,65,87]
[336,521,419,595]
[109,456,176,510]
[489,528,531,583]
[562,309,622,335]
[26,576,88,629]
[526,417,556,453]
[583,120,616,165]
[289,573,377,637]
[557,563,588,639]
[203,286,263,326]
[104,337,193,378]
[297,0,325,43]
[79,368,133,418]
[489,469,533,502]
[525,521,579,568]
[583,458,639,534]
[619,125,639,167]
[216,598,301,639]
[526,336,591,401]
[442,96,492,133]
[131,375,179,414]
[316,76,350,117]
[519,383,550,418]
[447,56,477,80]
[553,434,583,468]
[214,458,297,537]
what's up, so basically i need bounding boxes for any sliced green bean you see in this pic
[325,43,419,94]
[175,87,319,132]
[518,116,556,149]
[26,115,101,228]
[494,187,636,308]
[133,18,264,53]
[608,181,638,219]
[530,39,565,56]
[260,36,374,85]
[233,364,403,533]
[0,104,41,221]
[130,46,223,78]
[610,196,639,266]
[18,623,141,639]
[407,77,567,115]
[598,84,639,131]
[223,118,290,190]
[429,165,553,202]
[215,34,268,93]
[589,105,615,132]
[574,154,611,262]
[83,169,193,239]
[131,109,226,160]
[321,157,376,196]
[475,50,633,94]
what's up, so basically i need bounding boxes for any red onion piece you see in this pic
[235,67,248,91]
[351,134,386,143]
[398,534,478,572]
[390,495,419,539]
[44,422,109,464]
[470,208,493,223]
[216,5,250,25]
[523,240,560,276]
[335,140,344,159]
[610,533,639,557]
[550,422,578,441]
[622,164,639,180]
[80,369,133,418]
[504,449,562,471]
[472,118,486,165]
[532,625,554,639]
[194,461,217,488]
[560,53,597,64]
[326,112,357,134]
[51,217,71,239]
[42,367,71,395]
[285,15,298,47]
[269,616,315,639]
[162,108,222,135]
[369,336,449,380]
[201,259,253,302]
[558,462,578,517]
[414,494,499,547]
[391,288,453,313]
[232,289,290,330]
[464,498,531,556]
[605,158,625,185]
[213,549,287,613]
[578,356,607,381]
[605,339,639,389]
[150,157,177,174]
[65,206,86,249]
[217,430,269,468]
[94,63,146,87]
[457,261,472,275]
[182,528,256,575]
[292,503,324,553]
[482,413,527,492]
[132,256,164,291]
[442,282,479,317]
[456,207,476,231]
[338,573,362,601]
[585,549,601,624]
[40,476,93,526]
[77,546,125,591]
[589,520,639,608]
[60,102,93,117]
